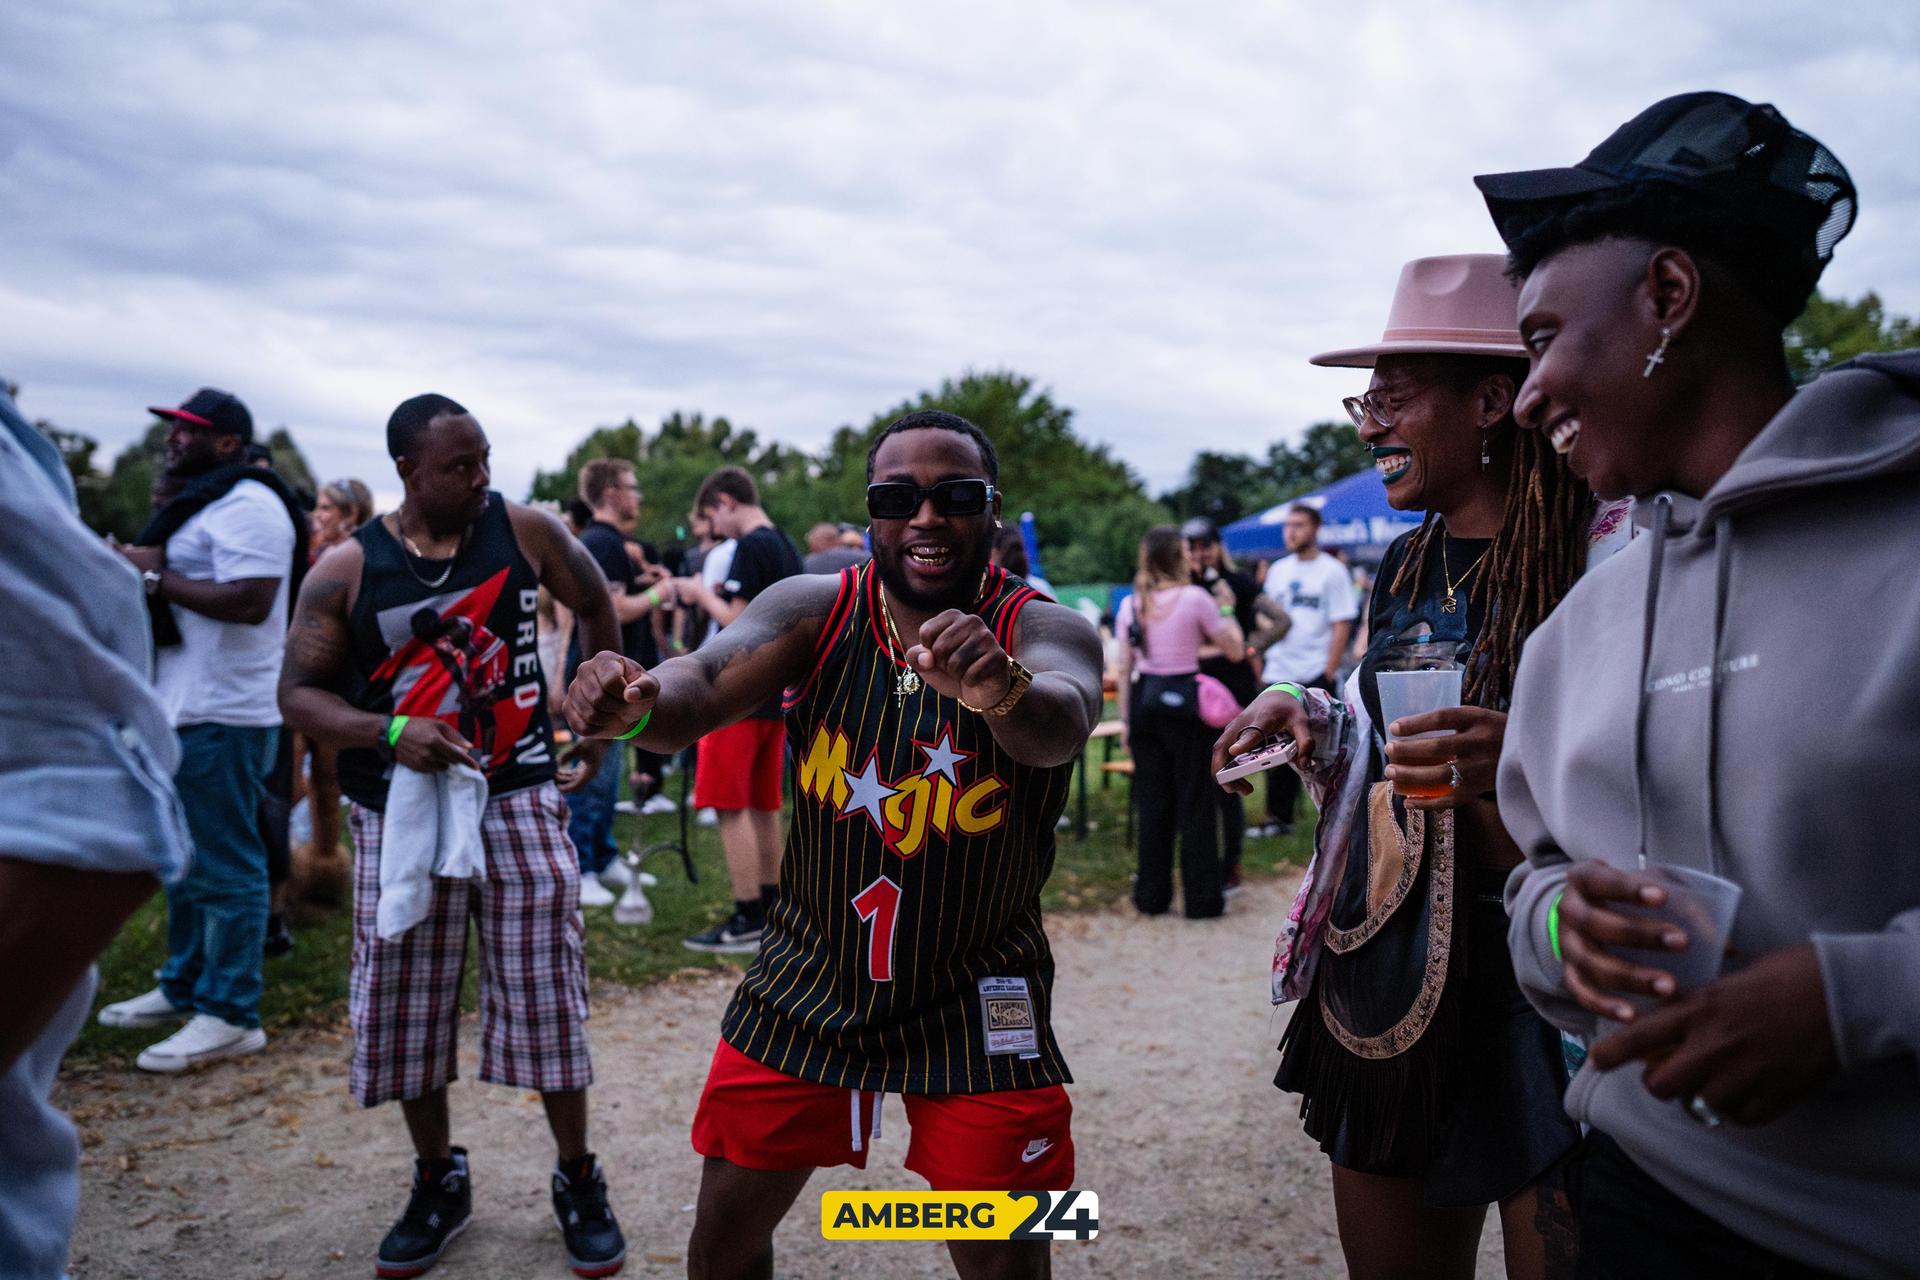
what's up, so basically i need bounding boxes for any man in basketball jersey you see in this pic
[279,395,630,1278]
[566,410,1104,1280]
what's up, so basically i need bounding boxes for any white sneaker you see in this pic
[598,859,634,891]
[136,1014,266,1073]
[641,794,678,815]
[578,872,617,907]
[612,799,640,816]
[695,808,718,828]
[98,987,189,1029]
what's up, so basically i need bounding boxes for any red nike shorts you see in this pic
[690,1040,1075,1191]
[692,718,785,812]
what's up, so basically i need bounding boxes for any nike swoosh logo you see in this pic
[1019,1141,1052,1163]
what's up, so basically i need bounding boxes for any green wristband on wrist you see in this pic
[385,715,410,748]
[644,586,663,608]
[614,708,652,741]
[1266,681,1307,702]
[1547,890,1564,963]
[1219,605,1235,616]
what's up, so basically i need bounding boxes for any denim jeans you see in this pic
[160,723,277,1028]
[566,745,622,876]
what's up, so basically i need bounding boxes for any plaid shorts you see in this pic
[347,782,592,1107]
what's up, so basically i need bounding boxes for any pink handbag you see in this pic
[1194,672,1241,729]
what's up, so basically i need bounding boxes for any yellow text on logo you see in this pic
[820,1191,1098,1241]
[798,727,852,810]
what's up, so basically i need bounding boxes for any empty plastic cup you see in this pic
[1613,864,1743,995]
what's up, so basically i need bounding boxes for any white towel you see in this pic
[377,762,489,940]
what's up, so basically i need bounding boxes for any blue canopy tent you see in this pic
[1220,467,1423,565]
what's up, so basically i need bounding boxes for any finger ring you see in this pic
[1685,1095,1724,1128]
[1447,762,1463,791]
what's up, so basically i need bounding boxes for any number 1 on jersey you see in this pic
[851,876,902,982]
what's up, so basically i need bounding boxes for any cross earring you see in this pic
[1643,326,1673,378]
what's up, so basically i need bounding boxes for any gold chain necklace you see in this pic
[876,570,992,706]
[878,588,923,706]
[1440,535,1492,615]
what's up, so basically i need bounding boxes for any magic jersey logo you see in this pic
[797,724,1009,857]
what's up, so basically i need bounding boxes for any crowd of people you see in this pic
[3,88,1916,1280]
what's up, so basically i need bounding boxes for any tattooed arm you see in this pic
[565,574,839,751]
[277,543,476,771]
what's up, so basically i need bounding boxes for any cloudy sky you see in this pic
[3,0,1915,506]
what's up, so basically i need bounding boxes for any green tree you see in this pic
[1786,289,1917,384]
[1161,420,1372,529]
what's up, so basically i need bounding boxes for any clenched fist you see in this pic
[565,651,660,740]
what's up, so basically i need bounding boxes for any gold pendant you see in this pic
[1441,591,1459,615]
[895,668,921,704]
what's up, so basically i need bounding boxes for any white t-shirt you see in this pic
[1261,551,1359,684]
[699,538,737,645]
[153,480,296,727]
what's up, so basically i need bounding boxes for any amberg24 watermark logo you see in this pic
[821,1190,1099,1242]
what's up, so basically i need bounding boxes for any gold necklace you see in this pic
[878,587,923,706]
[1440,535,1492,615]
[877,570,992,706]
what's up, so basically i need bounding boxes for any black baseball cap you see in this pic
[149,387,253,443]
[1475,92,1856,296]
[1180,517,1219,543]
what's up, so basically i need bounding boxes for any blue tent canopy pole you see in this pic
[1019,511,1042,579]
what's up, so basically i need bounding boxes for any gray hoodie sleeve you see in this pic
[1812,914,1920,1073]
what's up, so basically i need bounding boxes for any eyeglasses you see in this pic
[865,478,995,520]
[1342,384,1434,429]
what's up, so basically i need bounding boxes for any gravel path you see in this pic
[60,876,1504,1278]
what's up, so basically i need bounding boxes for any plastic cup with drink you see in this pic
[1375,651,1464,800]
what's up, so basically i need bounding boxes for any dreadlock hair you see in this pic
[1384,356,1594,710]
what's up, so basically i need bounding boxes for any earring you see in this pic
[1643,326,1673,378]
[1480,429,1492,471]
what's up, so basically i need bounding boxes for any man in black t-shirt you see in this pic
[566,459,673,904]
[671,466,803,952]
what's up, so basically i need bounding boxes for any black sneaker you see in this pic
[263,914,295,958]
[552,1154,626,1277]
[682,911,763,954]
[375,1148,472,1278]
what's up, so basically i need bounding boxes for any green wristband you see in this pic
[1547,890,1564,963]
[385,715,410,748]
[614,708,652,741]
[644,586,663,608]
[1219,605,1235,616]
[1266,682,1307,702]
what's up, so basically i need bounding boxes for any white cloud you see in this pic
[3,0,1915,501]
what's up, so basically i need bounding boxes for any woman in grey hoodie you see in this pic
[1478,93,1917,1278]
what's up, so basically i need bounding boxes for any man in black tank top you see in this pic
[567,412,1104,1280]
[279,395,632,1279]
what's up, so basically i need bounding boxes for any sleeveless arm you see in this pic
[278,542,389,751]
[565,574,840,748]
[988,599,1103,767]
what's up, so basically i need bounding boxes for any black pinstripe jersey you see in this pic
[719,562,1075,1094]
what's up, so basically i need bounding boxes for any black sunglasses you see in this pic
[865,478,996,520]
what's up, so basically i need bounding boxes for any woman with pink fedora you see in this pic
[1215,254,1624,1278]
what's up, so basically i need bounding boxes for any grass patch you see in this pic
[69,762,1315,1067]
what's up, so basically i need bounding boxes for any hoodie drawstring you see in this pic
[1632,496,1674,870]
[1705,518,1733,878]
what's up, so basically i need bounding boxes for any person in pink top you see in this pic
[1115,526,1242,918]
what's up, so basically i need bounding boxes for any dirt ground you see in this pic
[60,876,1506,1278]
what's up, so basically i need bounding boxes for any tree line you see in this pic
[30,289,1916,582]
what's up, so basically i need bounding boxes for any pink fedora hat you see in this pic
[1308,253,1526,368]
